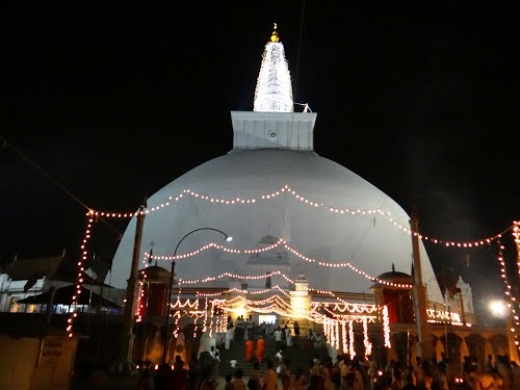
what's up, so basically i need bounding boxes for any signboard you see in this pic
[39,338,66,367]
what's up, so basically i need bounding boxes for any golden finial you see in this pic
[270,22,280,43]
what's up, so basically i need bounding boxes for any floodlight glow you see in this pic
[489,300,508,317]
[226,236,233,242]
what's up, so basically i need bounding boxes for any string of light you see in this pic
[348,320,355,360]
[363,317,372,358]
[341,321,348,354]
[89,184,507,247]
[383,306,391,348]
[146,241,412,288]
[67,211,94,338]
[135,265,148,323]
[496,239,520,348]
[513,223,520,294]
[196,285,291,298]
[513,223,520,348]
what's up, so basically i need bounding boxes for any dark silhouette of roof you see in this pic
[370,263,414,289]
[1,254,111,287]
[17,285,120,308]
[138,264,173,284]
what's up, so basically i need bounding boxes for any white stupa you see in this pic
[108,25,443,304]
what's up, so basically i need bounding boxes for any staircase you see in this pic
[218,336,329,378]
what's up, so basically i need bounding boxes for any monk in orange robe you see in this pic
[245,339,253,362]
[256,337,265,364]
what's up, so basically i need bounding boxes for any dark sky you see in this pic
[1,2,518,309]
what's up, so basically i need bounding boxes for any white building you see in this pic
[0,254,64,313]
[0,252,117,314]
[108,24,445,306]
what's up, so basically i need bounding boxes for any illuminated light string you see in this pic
[513,222,520,344]
[208,300,215,337]
[181,270,403,312]
[513,223,520,300]
[341,321,348,354]
[67,212,95,338]
[147,242,412,288]
[324,319,333,349]
[323,306,377,322]
[89,184,506,247]
[196,285,291,298]
[313,302,378,315]
[348,320,355,360]
[145,239,284,261]
[218,294,290,308]
[496,239,520,348]
[330,314,377,324]
[170,299,199,309]
[173,298,385,357]
[383,306,391,348]
[172,279,184,339]
[135,266,148,323]
[363,316,373,358]
[176,269,407,296]
[202,299,209,333]
[310,305,379,325]
[335,321,340,352]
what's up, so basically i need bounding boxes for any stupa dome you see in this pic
[107,26,443,305]
[110,148,442,303]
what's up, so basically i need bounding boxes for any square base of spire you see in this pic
[230,111,317,151]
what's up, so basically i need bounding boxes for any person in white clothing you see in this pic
[286,328,292,347]
[209,346,220,378]
[225,328,233,350]
[274,328,283,350]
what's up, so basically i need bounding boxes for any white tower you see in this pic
[254,23,293,113]
[445,276,475,325]
[231,24,317,152]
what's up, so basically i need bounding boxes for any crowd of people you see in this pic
[131,352,520,389]
[130,315,520,389]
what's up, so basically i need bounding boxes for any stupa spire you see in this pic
[253,23,293,112]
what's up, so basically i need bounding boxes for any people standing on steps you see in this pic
[235,315,245,341]
[284,325,292,347]
[293,321,300,341]
[275,350,283,365]
[292,367,307,390]
[224,374,234,390]
[245,338,254,362]
[245,315,254,340]
[227,316,234,331]
[280,358,291,390]
[274,327,283,351]
[232,368,247,390]
[209,346,220,379]
[225,326,233,350]
[263,360,278,390]
[225,316,234,350]
[256,336,265,364]
[248,362,261,390]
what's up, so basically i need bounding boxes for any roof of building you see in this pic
[3,256,64,281]
[138,265,172,285]
[371,265,414,289]
[1,254,110,287]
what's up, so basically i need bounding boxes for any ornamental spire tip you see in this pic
[270,22,280,43]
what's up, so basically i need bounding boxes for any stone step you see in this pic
[218,337,327,378]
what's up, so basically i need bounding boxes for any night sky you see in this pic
[2,3,518,312]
